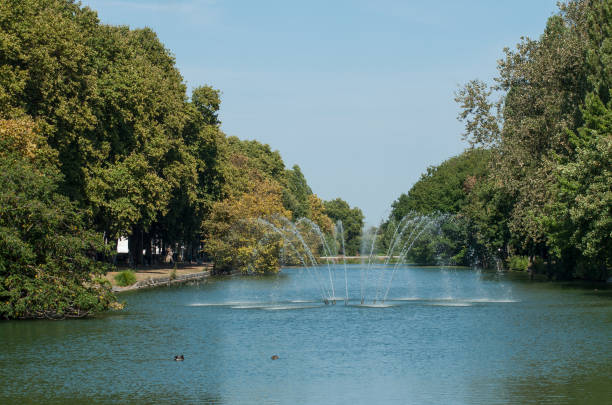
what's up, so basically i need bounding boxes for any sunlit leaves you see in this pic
[0,120,115,319]
[203,179,291,274]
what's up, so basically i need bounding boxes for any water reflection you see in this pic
[0,266,610,404]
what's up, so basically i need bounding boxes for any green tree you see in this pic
[461,175,514,268]
[384,149,494,266]
[0,119,116,319]
[584,0,612,105]
[86,25,197,264]
[283,165,313,219]
[389,149,492,218]
[545,94,612,279]
[155,86,225,261]
[323,199,364,256]
[0,0,206,265]
[454,80,501,149]
[452,0,611,277]
[204,136,336,270]
[0,0,338,280]
[192,85,221,126]
[202,179,291,274]
[0,0,100,198]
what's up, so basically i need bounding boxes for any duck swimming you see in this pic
[174,355,184,361]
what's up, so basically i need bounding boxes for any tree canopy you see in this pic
[323,199,364,256]
[203,136,338,273]
[390,0,611,278]
[0,118,117,319]
[390,149,492,218]
[0,0,349,316]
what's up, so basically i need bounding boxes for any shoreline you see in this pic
[108,264,212,293]
[112,271,211,293]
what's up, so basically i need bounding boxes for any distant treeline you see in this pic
[0,0,364,319]
[384,0,611,280]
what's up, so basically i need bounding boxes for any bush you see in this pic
[114,270,137,286]
[0,131,116,319]
[507,255,529,271]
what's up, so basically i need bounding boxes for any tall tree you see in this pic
[323,199,364,256]
[452,0,611,278]
[283,165,313,219]
[546,94,612,278]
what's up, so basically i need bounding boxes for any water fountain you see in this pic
[251,212,445,306]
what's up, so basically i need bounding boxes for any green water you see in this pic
[1,266,611,404]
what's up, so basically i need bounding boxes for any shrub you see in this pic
[0,129,116,319]
[507,255,529,271]
[114,270,137,286]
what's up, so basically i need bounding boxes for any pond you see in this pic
[1,265,611,404]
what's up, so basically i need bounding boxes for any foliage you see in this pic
[84,24,196,242]
[283,165,312,219]
[223,137,286,194]
[461,174,514,268]
[454,80,501,148]
[201,135,336,272]
[0,120,116,319]
[0,0,225,265]
[0,0,353,298]
[390,149,492,218]
[507,255,529,271]
[191,85,221,126]
[383,150,493,266]
[203,179,291,274]
[406,0,612,279]
[545,93,612,278]
[323,199,364,256]
[308,194,333,234]
[0,117,58,165]
[114,270,137,287]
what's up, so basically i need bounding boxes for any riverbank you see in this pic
[107,264,212,292]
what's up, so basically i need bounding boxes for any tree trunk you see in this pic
[129,226,144,266]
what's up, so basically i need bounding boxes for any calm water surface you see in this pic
[1,265,611,404]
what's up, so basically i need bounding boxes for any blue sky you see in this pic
[83,0,559,225]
